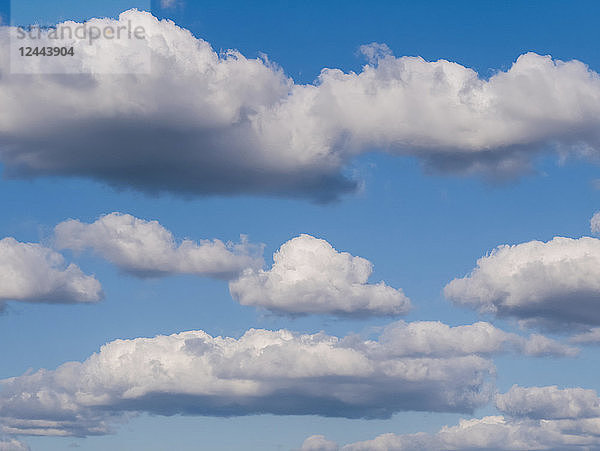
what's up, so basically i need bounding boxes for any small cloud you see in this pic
[161,0,177,8]
[591,211,600,235]
[359,42,393,64]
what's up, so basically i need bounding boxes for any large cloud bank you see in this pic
[0,237,102,310]
[229,234,410,316]
[0,321,570,437]
[2,11,600,200]
[54,212,263,279]
[302,386,600,450]
[445,236,600,330]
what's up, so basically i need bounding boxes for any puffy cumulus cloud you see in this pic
[229,234,410,316]
[299,435,340,451]
[0,322,503,437]
[304,386,600,450]
[444,237,600,330]
[54,212,263,279]
[591,212,600,236]
[2,12,600,200]
[0,237,102,309]
[496,385,600,420]
[0,439,29,451]
[307,416,600,450]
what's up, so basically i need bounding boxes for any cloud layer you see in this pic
[54,212,263,279]
[0,237,102,310]
[2,11,600,200]
[229,234,410,316]
[445,236,600,330]
[302,386,600,451]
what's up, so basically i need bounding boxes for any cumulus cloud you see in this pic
[303,386,600,450]
[444,236,600,330]
[229,234,410,316]
[0,321,576,437]
[0,237,102,310]
[0,439,29,451]
[2,11,600,200]
[496,385,600,420]
[304,416,600,450]
[300,435,339,451]
[0,322,505,436]
[591,212,600,236]
[54,212,263,279]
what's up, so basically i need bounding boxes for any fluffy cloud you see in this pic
[300,435,339,451]
[591,212,600,236]
[54,212,263,279]
[0,237,102,309]
[303,386,600,450]
[444,237,600,330]
[304,416,600,450]
[229,234,410,316]
[0,322,575,437]
[2,11,600,200]
[496,385,600,420]
[0,439,29,451]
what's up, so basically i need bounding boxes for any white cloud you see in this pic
[444,237,600,330]
[0,322,504,436]
[322,416,600,450]
[0,237,102,309]
[160,0,176,8]
[300,435,339,451]
[54,212,263,279]
[496,385,600,420]
[591,212,600,236]
[0,322,575,437]
[2,11,600,200]
[377,321,577,358]
[303,386,600,450]
[0,439,29,451]
[570,328,600,344]
[229,234,410,316]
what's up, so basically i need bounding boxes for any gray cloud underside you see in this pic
[301,386,600,450]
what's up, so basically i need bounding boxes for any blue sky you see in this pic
[2,1,600,450]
